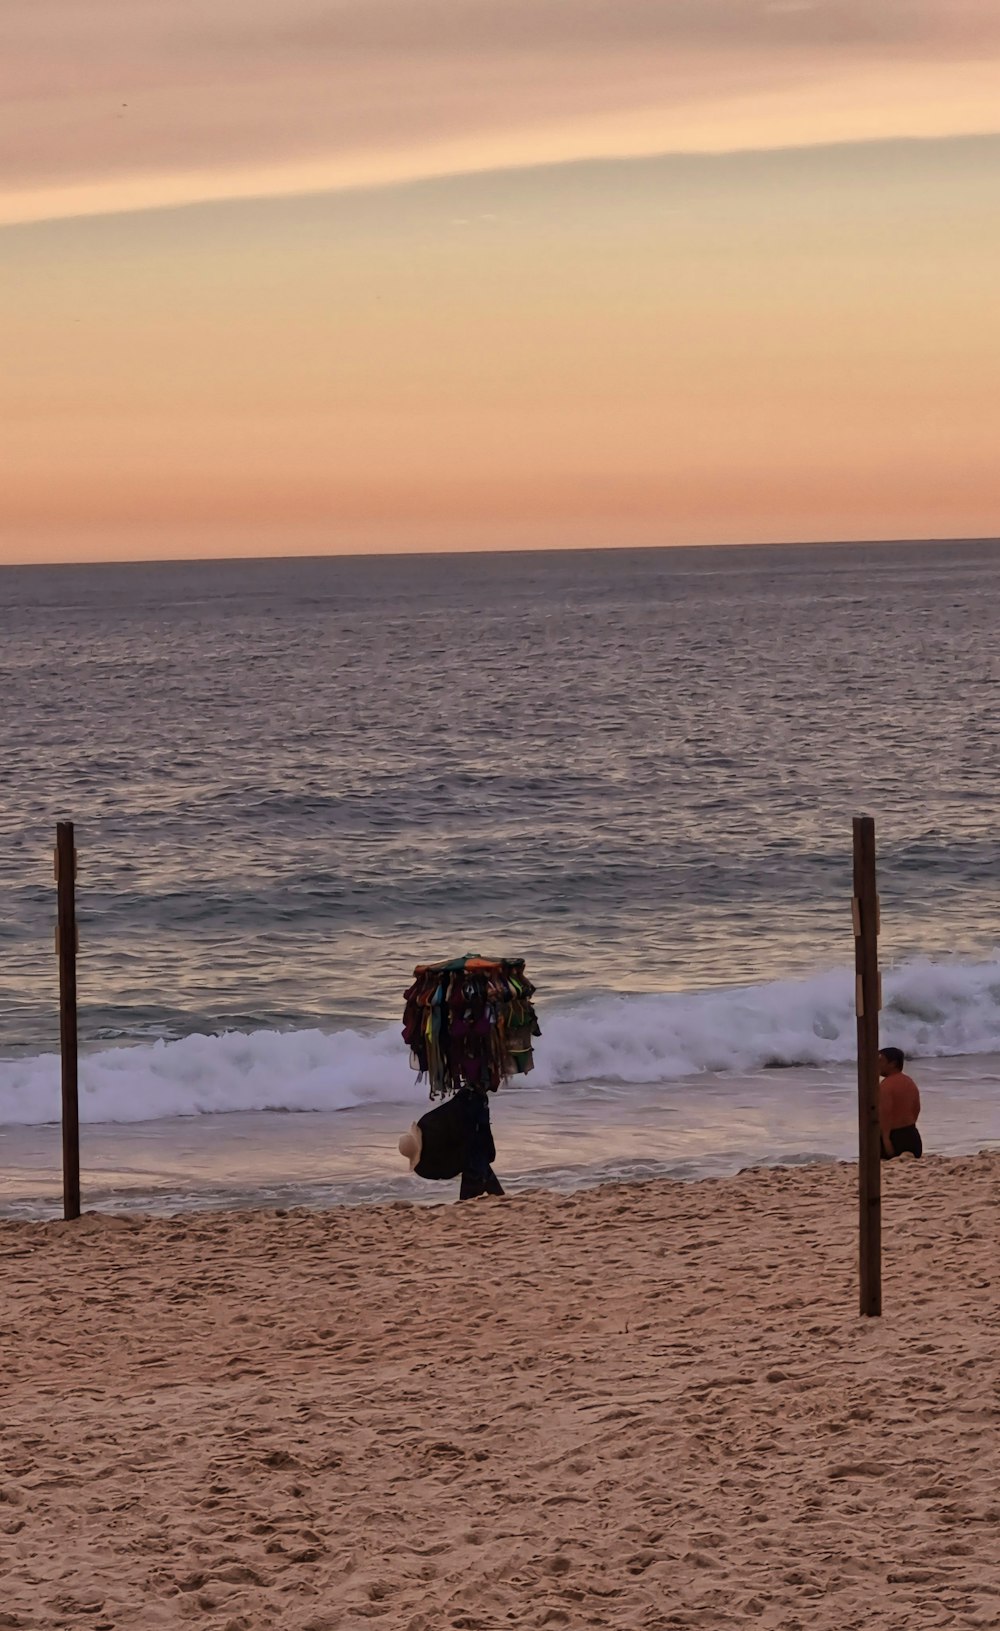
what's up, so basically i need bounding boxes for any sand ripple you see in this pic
[2,1153,998,1628]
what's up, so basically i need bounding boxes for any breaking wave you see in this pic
[2,957,1000,1127]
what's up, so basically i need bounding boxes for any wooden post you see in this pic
[853,815,881,1317]
[55,822,81,1221]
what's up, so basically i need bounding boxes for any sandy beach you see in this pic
[2,1153,997,1630]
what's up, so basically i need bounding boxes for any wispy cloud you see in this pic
[3,2,999,223]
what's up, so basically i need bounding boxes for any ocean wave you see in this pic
[2,957,1000,1127]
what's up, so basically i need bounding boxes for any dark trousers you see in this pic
[458,1090,504,1199]
[883,1124,923,1160]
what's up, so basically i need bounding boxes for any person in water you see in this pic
[878,1047,923,1159]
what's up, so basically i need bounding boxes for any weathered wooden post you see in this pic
[852,815,881,1316]
[55,821,81,1221]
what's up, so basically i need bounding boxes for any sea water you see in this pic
[1,541,998,1214]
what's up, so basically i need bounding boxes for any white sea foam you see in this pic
[2,957,999,1128]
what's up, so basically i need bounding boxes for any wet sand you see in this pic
[2,1152,998,1629]
[2,1053,999,1219]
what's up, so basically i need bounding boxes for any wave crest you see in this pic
[2,957,999,1127]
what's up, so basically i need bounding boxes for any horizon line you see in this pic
[2,534,997,573]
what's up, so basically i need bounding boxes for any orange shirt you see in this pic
[879,1070,921,1137]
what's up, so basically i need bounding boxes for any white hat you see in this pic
[398,1123,423,1170]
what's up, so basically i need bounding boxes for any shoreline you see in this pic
[2,1142,996,1229]
[2,1053,999,1221]
[4,1152,998,1628]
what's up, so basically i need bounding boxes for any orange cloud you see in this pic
[2,2,999,222]
[3,92,998,563]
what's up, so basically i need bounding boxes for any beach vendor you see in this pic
[878,1047,923,1160]
[399,955,540,1200]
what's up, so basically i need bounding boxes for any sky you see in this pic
[2,1,999,564]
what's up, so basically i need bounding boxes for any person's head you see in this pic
[878,1046,905,1077]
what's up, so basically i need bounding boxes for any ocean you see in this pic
[2,540,999,1214]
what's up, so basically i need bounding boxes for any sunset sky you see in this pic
[3,1,999,563]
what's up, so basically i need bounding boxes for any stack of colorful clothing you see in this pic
[402,954,541,1100]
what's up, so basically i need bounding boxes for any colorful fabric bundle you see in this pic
[402,954,541,1100]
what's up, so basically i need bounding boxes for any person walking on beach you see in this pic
[401,955,537,1201]
[878,1047,923,1159]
